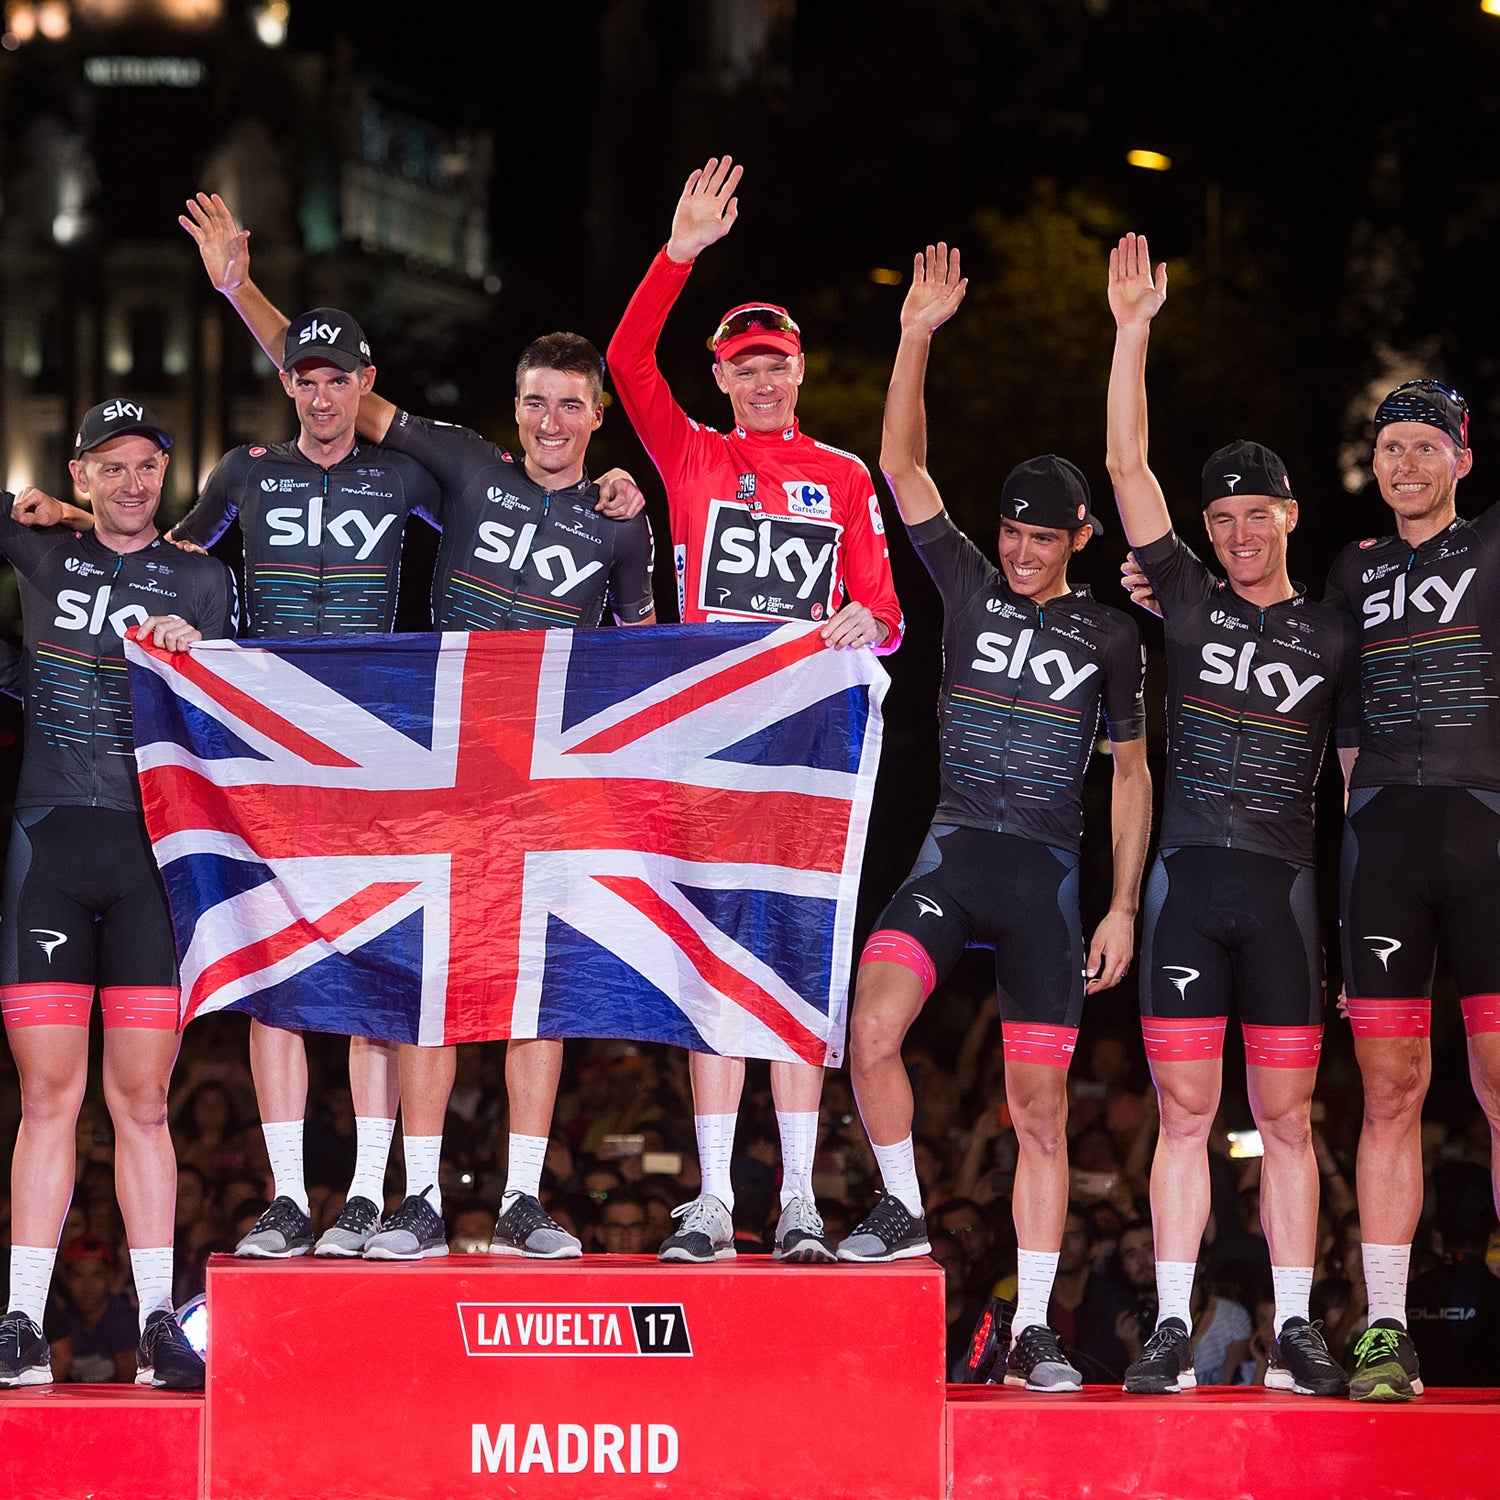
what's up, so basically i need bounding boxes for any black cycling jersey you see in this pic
[382,411,655,630]
[0,494,237,811]
[174,439,441,638]
[909,510,1145,852]
[1325,504,1500,791]
[1136,531,1359,866]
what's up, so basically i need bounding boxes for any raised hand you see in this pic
[900,244,968,335]
[666,156,744,264]
[179,192,250,293]
[13,487,68,528]
[1108,232,1167,329]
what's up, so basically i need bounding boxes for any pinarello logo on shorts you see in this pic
[249,446,267,457]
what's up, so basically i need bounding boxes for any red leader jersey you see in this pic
[608,249,903,650]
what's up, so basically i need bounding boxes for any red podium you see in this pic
[206,1254,947,1500]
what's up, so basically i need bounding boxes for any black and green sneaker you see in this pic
[1349,1318,1423,1402]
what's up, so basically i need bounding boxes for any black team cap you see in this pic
[74,398,173,457]
[999,455,1103,536]
[1373,378,1470,448]
[1201,440,1293,507]
[283,308,373,372]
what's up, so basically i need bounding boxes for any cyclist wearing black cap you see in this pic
[177,191,655,1263]
[0,400,234,1392]
[1105,234,1356,1399]
[1324,372,1500,1401]
[838,247,1151,1396]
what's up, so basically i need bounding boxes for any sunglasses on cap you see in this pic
[1385,378,1470,445]
[709,306,801,353]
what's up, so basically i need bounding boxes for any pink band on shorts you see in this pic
[1141,1015,1228,1062]
[1344,997,1430,1038]
[860,930,938,1000]
[1461,994,1500,1036]
[99,986,182,1032]
[1,982,95,1028]
[1243,1023,1323,1069]
[1001,1022,1078,1068]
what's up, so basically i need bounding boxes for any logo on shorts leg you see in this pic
[1162,965,1200,997]
[913,894,944,919]
[30,928,67,961]
[1364,935,1402,971]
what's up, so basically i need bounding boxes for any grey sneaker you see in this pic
[837,1193,930,1263]
[658,1194,735,1263]
[490,1193,582,1259]
[1003,1324,1083,1392]
[235,1195,314,1258]
[772,1196,836,1262]
[314,1195,382,1258]
[363,1190,449,1261]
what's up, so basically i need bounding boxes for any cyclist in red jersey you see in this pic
[608,156,903,1263]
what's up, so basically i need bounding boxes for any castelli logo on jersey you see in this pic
[1358,538,1379,550]
[249,446,267,457]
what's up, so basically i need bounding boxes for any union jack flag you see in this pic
[125,623,886,1065]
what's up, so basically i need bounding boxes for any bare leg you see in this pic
[848,961,926,1145]
[7,1025,89,1246]
[1006,1059,1070,1253]
[1353,1035,1429,1245]
[349,1034,400,1120]
[248,1018,308,1123]
[506,1039,563,1137]
[1147,1056,1222,1262]
[102,1026,183,1248]
[1246,1064,1318,1270]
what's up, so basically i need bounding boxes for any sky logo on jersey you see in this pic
[472,522,605,597]
[54,586,150,639]
[1198,642,1324,713]
[784,481,831,519]
[700,501,838,620]
[1360,568,1476,629]
[970,629,1099,701]
[266,496,398,561]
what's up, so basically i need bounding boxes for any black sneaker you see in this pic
[1123,1316,1196,1393]
[1002,1324,1083,1392]
[490,1193,582,1259]
[1267,1316,1349,1396]
[0,1310,50,1387]
[314,1195,382,1258]
[835,1194,930,1263]
[235,1195,314,1259]
[1350,1318,1423,1402]
[135,1310,205,1391]
[363,1190,449,1260]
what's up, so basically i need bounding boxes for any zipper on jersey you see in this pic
[90,551,126,806]
[315,468,330,632]
[1222,604,1265,846]
[1403,548,1423,784]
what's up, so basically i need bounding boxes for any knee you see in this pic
[849,994,911,1075]
[105,1076,171,1134]
[1359,1055,1427,1128]
[18,1070,86,1125]
[1009,1081,1068,1156]
[1254,1101,1312,1155]
[1156,1092,1215,1149]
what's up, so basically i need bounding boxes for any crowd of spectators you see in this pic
[2,963,1496,1386]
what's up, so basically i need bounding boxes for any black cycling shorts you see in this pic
[0,806,180,1030]
[1340,785,1500,1038]
[860,824,1084,1066]
[1139,845,1324,1067]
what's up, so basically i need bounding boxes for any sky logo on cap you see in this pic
[102,400,145,422]
[299,320,342,346]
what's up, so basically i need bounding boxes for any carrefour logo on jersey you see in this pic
[472,521,603,596]
[700,500,837,619]
[1361,568,1475,629]
[784,481,832,519]
[1199,641,1324,713]
[266,494,397,561]
[971,629,1098,701]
